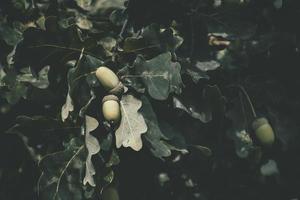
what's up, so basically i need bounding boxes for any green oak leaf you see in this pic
[3,82,28,105]
[133,52,183,100]
[159,122,188,154]
[14,16,105,73]
[17,66,50,89]
[123,24,183,57]
[38,138,86,200]
[0,23,23,46]
[140,96,171,159]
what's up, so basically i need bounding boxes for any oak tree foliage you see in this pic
[1,0,300,199]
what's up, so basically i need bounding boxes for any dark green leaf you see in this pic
[141,96,172,159]
[11,115,71,150]
[134,52,183,100]
[38,138,86,200]
[159,122,188,154]
[110,9,127,27]
[100,132,113,151]
[122,24,183,56]
[0,23,23,46]
[106,150,120,167]
[173,96,212,123]
[185,68,209,83]
[14,17,105,73]
[17,66,50,89]
[3,82,28,105]
[64,52,96,119]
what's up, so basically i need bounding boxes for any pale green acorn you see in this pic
[252,117,275,146]
[96,66,120,91]
[102,95,121,123]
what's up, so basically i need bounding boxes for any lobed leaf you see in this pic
[38,138,86,200]
[115,94,147,151]
[140,96,172,159]
[83,115,100,187]
[134,52,183,100]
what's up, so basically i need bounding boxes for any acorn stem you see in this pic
[228,85,257,118]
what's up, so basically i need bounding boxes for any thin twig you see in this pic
[239,92,248,128]
[190,14,195,59]
[42,127,81,132]
[119,19,128,39]
[121,74,166,78]
[237,85,257,118]
[28,44,102,60]
[37,172,44,197]
[52,145,84,200]
[123,44,161,53]
[71,71,96,84]
[227,85,257,118]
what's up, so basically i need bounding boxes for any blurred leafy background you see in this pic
[1,0,300,200]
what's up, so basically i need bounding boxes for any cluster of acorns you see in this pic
[95,66,123,124]
[95,67,275,146]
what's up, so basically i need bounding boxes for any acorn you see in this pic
[96,66,123,94]
[252,117,275,146]
[102,95,121,123]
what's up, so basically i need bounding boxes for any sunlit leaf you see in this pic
[260,160,279,176]
[195,60,220,72]
[173,96,212,123]
[115,94,147,151]
[17,66,50,89]
[61,91,74,122]
[83,115,100,187]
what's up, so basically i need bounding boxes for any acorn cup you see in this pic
[252,117,275,146]
[102,95,121,124]
[96,66,124,95]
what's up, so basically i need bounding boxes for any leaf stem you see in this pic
[239,92,248,127]
[53,145,84,200]
[71,71,96,84]
[121,74,166,78]
[123,44,161,53]
[227,85,257,118]
[119,19,128,39]
[42,127,81,132]
[28,44,102,60]
[37,172,44,197]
